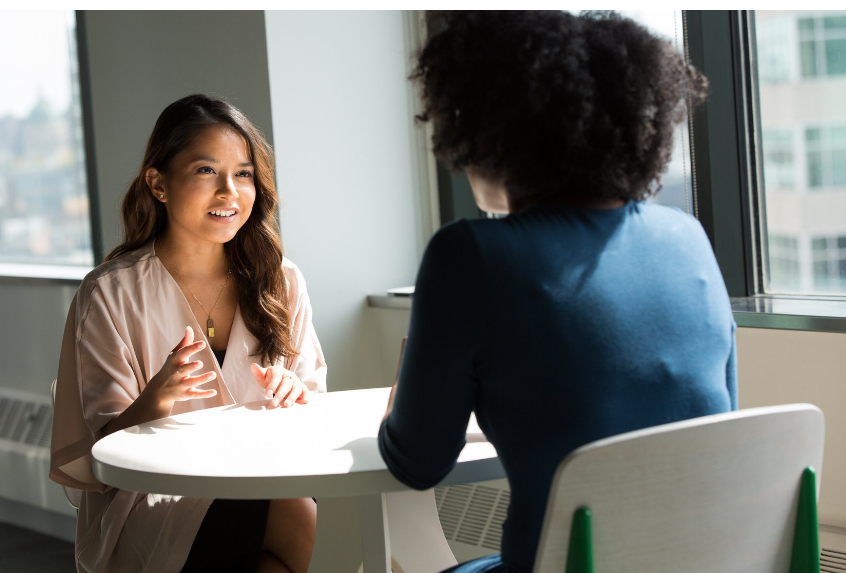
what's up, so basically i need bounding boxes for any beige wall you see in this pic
[737,327,846,528]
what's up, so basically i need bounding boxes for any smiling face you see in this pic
[147,125,256,248]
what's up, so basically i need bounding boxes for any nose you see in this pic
[217,174,239,199]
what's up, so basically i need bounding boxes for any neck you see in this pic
[154,232,229,279]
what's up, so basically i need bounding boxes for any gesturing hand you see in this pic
[148,326,218,407]
[251,363,309,409]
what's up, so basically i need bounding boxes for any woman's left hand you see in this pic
[251,363,309,409]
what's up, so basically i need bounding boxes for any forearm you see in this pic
[101,388,172,438]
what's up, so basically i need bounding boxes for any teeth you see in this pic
[210,210,235,217]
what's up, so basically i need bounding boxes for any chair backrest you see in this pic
[533,404,825,573]
[50,379,82,510]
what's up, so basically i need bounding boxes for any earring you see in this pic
[159,194,164,200]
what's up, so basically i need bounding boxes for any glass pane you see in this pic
[806,150,824,188]
[823,16,846,30]
[0,11,93,267]
[801,40,818,77]
[832,149,846,186]
[825,38,846,75]
[759,10,846,296]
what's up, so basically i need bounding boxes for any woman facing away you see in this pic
[378,11,735,573]
[49,94,326,573]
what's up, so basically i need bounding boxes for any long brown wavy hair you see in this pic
[105,94,296,365]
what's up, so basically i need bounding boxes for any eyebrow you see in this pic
[188,156,253,168]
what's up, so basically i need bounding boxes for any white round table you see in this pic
[92,387,505,573]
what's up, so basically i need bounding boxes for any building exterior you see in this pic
[756,10,846,294]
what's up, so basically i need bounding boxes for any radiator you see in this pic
[0,387,76,518]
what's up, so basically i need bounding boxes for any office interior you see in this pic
[0,9,845,573]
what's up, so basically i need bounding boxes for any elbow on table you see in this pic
[377,424,455,490]
[387,462,454,491]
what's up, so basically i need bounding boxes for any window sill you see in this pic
[0,262,91,285]
[367,295,412,310]
[370,292,846,334]
[731,296,846,334]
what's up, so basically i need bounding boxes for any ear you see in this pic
[146,168,166,202]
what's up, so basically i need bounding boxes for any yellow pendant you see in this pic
[207,318,215,338]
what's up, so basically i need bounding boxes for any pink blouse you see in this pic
[49,242,327,572]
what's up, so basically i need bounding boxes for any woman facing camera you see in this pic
[50,95,326,573]
[378,11,735,573]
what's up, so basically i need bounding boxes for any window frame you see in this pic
[688,10,846,333]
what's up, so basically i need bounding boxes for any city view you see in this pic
[0,11,92,267]
[757,10,846,295]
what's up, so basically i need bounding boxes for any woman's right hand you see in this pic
[146,326,218,408]
[102,326,217,438]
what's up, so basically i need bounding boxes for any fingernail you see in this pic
[210,372,216,379]
[285,400,292,407]
[196,361,202,367]
[198,342,205,349]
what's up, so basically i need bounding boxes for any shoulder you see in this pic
[76,244,157,316]
[424,218,486,258]
[636,202,704,234]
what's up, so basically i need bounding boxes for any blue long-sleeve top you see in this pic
[378,200,737,573]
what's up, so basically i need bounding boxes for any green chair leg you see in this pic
[790,467,820,573]
[566,507,594,573]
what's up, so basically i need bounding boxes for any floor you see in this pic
[0,522,76,573]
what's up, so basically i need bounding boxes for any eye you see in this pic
[237,170,253,178]
[197,166,216,174]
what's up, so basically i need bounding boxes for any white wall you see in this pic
[265,11,430,392]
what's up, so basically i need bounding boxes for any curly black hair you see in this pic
[412,11,709,209]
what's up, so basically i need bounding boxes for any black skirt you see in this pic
[180,499,271,573]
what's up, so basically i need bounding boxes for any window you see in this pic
[754,10,846,295]
[0,11,94,271]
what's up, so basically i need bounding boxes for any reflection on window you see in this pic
[0,11,93,268]
[755,10,846,295]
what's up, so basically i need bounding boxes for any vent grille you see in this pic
[823,548,846,572]
[0,395,52,448]
[434,484,510,551]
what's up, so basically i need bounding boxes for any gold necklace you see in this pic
[157,245,232,338]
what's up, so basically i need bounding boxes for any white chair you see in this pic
[533,404,824,573]
[50,378,81,511]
